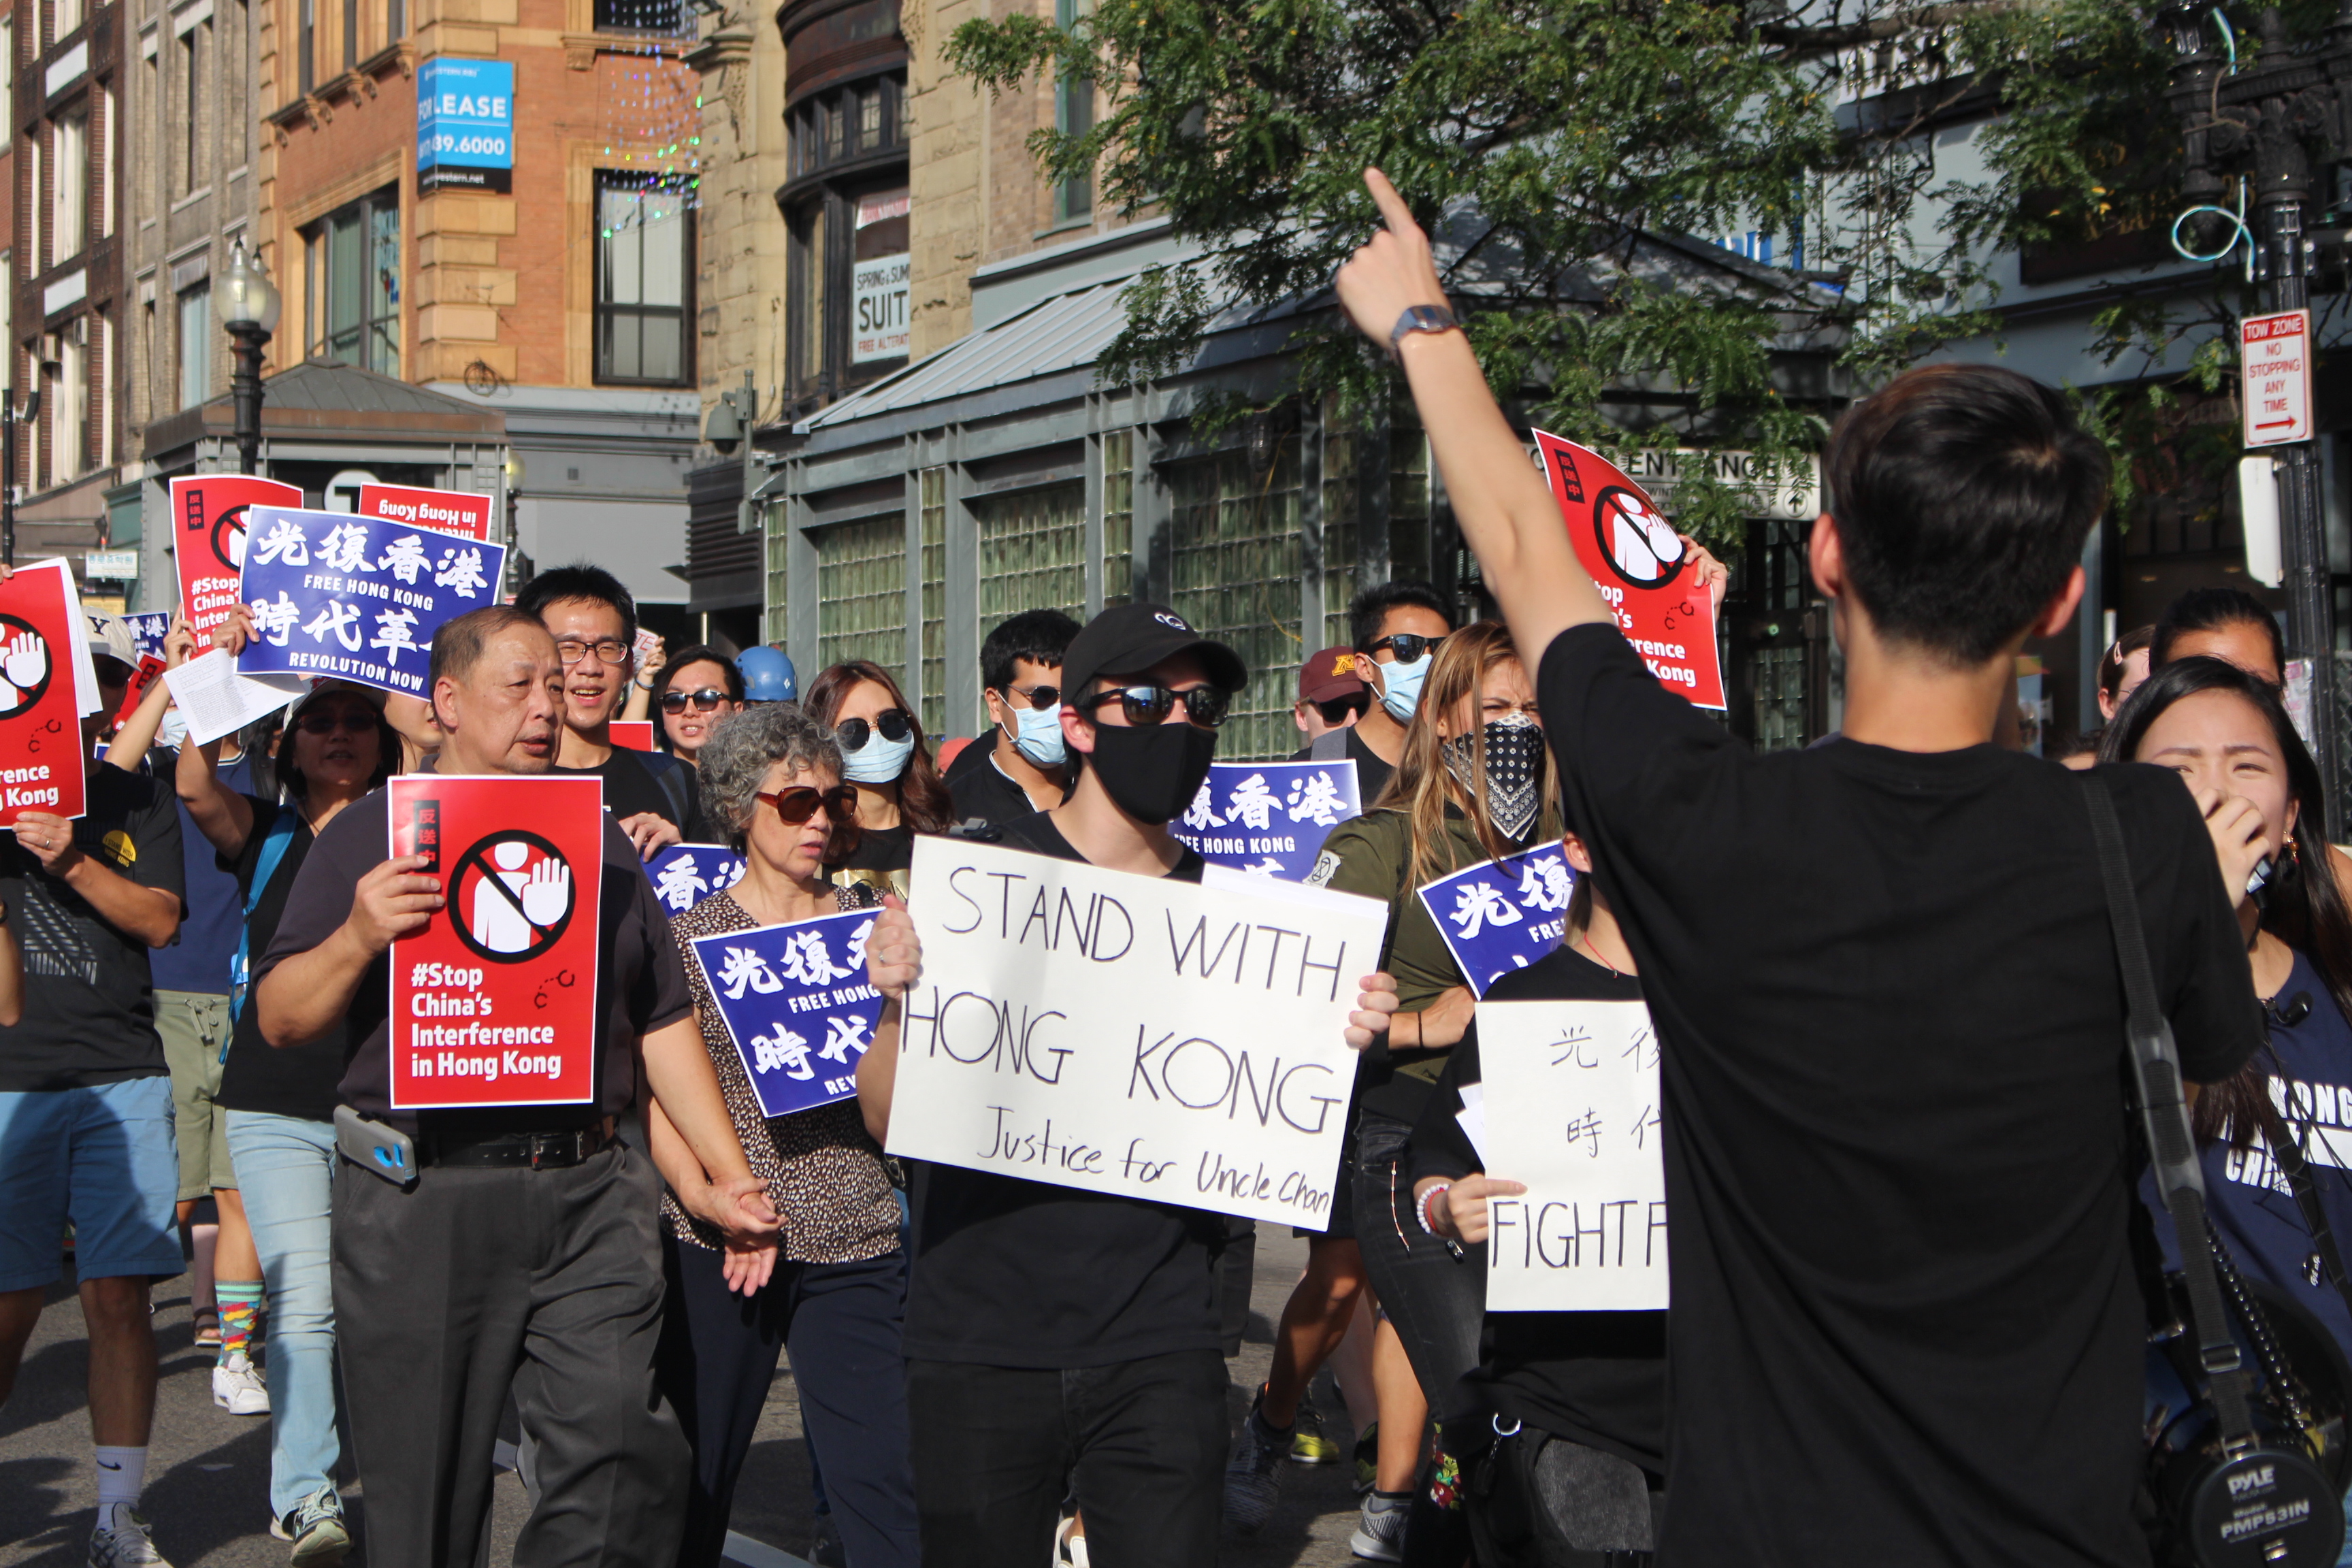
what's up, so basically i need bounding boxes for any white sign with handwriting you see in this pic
[887,836,1390,1228]
[1478,999,1669,1311]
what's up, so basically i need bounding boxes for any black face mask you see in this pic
[1086,719,1219,826]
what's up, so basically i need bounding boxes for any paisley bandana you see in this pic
[1445,713,1544,840]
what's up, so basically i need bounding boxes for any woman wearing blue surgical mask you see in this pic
[804,661,956,900]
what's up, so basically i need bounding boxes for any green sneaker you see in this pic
[1352,1420,1379,1493]
[1289,1391,1339,1465]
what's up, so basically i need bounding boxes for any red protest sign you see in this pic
[357,483,495,541]
[1533,431,1727,709]
[608,721,655,751]
[387,774,604,1109]
[0,562,89,823]
[114,653,166,729]
[172,475,303,640]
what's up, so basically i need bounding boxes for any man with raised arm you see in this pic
[1333,172,2261,1566]
[254,604,775,1568]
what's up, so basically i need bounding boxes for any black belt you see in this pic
[418,1124,613,1171]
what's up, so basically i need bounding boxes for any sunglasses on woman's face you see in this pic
[834,710,913,750]
[295,707,373,736]
[1078,683,1232,730]
[661,687,731,715]
[1366,632,1446,664]
[757,784,860,827]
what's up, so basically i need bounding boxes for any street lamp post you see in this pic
[216,239,282,478]
[2159,3,2352,832]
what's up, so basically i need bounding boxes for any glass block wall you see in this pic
[1322,394,1360,649]
[1169,444,1304,762]
[817,512,909,681]
[763,501,789,645]
[919,468,947,735]
[975,482,1086,632]
[1102,429,1133,607]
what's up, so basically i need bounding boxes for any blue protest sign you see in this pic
[234,506,505,698]
[1415,844,1577,995]
[418,58,515,194]
[689,910,885,1119]
[121,612,172,658]
[645,843,747,917]
[1169,760,1362,881]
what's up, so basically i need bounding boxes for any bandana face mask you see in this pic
[1444,713,1544,840]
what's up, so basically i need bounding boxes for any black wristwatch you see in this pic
[1389,304,1460,360]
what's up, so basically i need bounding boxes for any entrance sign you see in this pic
[2242,310,2313,448]
[689,911,886,1118]
[387,775,604,1109]
[1478,1000,1668,1312]
[357,483,494,541]
[1416,844,1575,995]
[1533,431,1727,709]
[645,842,746,915]
[609,720,655,752]
[0,559,97,823]
[1171,761,1362,881]
[417,57,515,195]
[172,475,303,641]
[235,505,506,698]
[887,836,1388,1228]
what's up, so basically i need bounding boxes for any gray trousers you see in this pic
[332,1142,688,1568]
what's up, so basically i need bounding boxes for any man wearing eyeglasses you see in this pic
[515,566,705,860]
[1292,583,1455,806]
[856,601,1254,1568]
[945,608,1081,829]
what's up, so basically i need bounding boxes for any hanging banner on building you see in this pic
[418,57,515,195]
[234,506,505,698]
[689,910,887,1119]
[172,475,304,642]
[357,483,495,542]
[1171,761,1362,881]
[886,836,1388,1228]
[1477,999,1668,1313]
[609,720,655,752]
[645,842,747,917]
[1415,843,1575,996]
[121,612,173,658]
[387,774,604,1109]
[1532,431,1727,710]
[0,560,96,824]
[851,250,911,363]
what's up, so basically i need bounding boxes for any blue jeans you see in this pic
[227,1110,339,1520]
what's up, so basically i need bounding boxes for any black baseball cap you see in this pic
[1061,602,1247,702]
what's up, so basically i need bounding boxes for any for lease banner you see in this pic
[357,483,495,542]
[645,842,747,917]
[1532,431,1727,710]
[387,774,605,1109]
[235,506,505,698]
[0,560,94,823]
[689,910,887,1119]
[1171,760,1362,881]
[1415,843,1576,995]
[1477,1000,1668,1312]
[172,476,304,642]
[888,836,1389,1228]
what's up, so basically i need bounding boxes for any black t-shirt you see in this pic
[1535,625,2260,1567]
[1410,945,1663,1473]
[215,798,346,1122]
[946,740,1053,829]
[830,823,915,902]
[0,766,184,1090]
[555,745,706,843]
[255,781,696,1136]
[902,811,1228,1369]
[1291,725,1394,808]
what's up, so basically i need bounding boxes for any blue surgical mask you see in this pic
[841,728,915,785]
[1007,704,1066,768]
[1379,653,1433,722]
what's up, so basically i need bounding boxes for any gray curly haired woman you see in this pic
[644,699,921,1568]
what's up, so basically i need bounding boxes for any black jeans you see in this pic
[1354,1107,1486,1407]
[653,1233,920,1568]
[332,1143,687,1568]
[904,1350,1227,1568]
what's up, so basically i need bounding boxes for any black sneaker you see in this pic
[1222,1388,1288,1533]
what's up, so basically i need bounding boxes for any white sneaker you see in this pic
[1052,1513,1090,1568]
[89,1506,174,1568]
[1349,1493,1407,1562]
[212,1352,270,1416]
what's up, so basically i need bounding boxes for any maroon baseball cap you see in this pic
[1298,647,1372,705]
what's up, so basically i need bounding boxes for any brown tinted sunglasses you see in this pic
[756,785,862,858]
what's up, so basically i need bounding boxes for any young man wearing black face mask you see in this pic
[854,602,1251,1568]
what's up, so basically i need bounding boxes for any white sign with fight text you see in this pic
[887,836,1390,1228]
[1478,999,1669,1312]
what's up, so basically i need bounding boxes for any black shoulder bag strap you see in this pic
[2082,774,2261,1453]
[2250,1086,2352,1326]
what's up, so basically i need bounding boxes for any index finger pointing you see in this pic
[1362,168,1420,239]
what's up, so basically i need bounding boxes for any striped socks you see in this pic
[216,1280,263,1365]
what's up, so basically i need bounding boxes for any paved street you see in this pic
[1,1228,1365,1568]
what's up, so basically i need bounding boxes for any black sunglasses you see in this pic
[835,710,913,749]
[1313,693,1369,726]
[1078,683,1232,730]
[294,707,374,736]
[661,687,731,715]
[998,681,1061,711]
[1365,633,1446,663]
[757,784,860,826]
